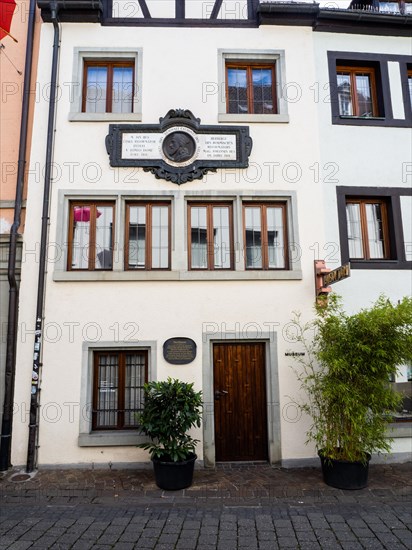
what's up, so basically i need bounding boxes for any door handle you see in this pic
[214,390,228,400]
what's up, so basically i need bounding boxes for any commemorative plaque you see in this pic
[163,337,197,365]
[105,109,253,184]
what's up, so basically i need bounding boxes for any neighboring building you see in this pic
[0,0,40,466]
[10,0,411,469]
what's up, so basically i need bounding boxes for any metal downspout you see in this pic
[0,0,37,472]
[26,1,60,473]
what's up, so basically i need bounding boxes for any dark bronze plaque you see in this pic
[163,337,197,365]
[163,131,196,163]
[105,108,253,185]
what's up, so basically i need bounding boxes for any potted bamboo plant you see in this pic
[137,378,203,490]
[291,294,412,490]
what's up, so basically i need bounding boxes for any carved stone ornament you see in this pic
[105,109,253,185]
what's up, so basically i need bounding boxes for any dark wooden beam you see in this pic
[210,0,223,19]
[176,0,185,18]
[248,0,259,20]
[138,0,151,18]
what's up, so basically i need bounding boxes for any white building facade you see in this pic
[9,0,412,469]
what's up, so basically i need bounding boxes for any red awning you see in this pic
[0,0,17,42]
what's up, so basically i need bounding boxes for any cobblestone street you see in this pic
[1,463,411,549]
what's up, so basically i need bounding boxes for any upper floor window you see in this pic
[68,202,115,271]
[125,202,171,270]
[346,198,390,260]
[336,65,379,118]
[188,203,233,270]
[82,60,134,114]
[92,350,147,430]
[218,50,288,123]
[226,62,277,115]
[243,203,288,270]
[337,187,411,270]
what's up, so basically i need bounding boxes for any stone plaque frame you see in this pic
[105,109,253,185]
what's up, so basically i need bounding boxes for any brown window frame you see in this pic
[336,65,379,117]
[225,62,277,115]
[187,202,234,271]
[243,202,289,271]
[346,198,390,260]
[92,350,148,431]
[67,201,115,271]
[125,202,171,271]
[82,59,135,113]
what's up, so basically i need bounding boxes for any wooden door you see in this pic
[213,342,268,461]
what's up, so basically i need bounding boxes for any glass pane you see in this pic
[191,207,208,269]
[96,354,118,428]
[245,207,262,268]
[266,207,285,268]
[227,68,248,114]
[213,207,231,269]
[252,68,274,114]
[346,203,364,258]
[124,353,145,427]
[365,203,385,259]
[95,206,113,270]
[112,66,134,114]
[71,205,90,269]
[151,206,169,269]
[85,66,107,113]
[337,73,353,116]
[355,74,373,117]
[128,206,146,269]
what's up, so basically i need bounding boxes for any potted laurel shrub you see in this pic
[137,378,203,490]
[291,294,412,490]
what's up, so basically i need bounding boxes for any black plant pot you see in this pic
[318,451,371,490]
[152,453,197,491]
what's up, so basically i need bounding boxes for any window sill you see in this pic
[218,113,289,123]
[54,269,302,282]
[349,259,411,270]
[69,112,143,122]
[339,115,385,120]
[78,431,147,447]
[386,422,412,439]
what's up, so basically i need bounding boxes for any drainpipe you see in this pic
[0,0,37,472]
[26,1,60,473]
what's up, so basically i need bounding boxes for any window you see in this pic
[226,62,276,115]
[188,203,233,270]
[69,48,142,122]
[408,67,412,106]
[218,50,288,123]
[336,65,379,117]
[125,202,171,270]
[326,52,412,127]
[243,203,288,270]
[68,202,115,270]
[92,350,147,430]
[82,60,134,114]
[346,198,389,260]
[337,187,412,270]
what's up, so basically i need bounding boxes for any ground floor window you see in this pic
[243,202,288,269]
[92,350,147,430]
[188,202,234,270]
[126,202,171,270]
[68,201,115,270]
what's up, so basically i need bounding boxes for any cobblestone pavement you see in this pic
[0,462,411,549]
